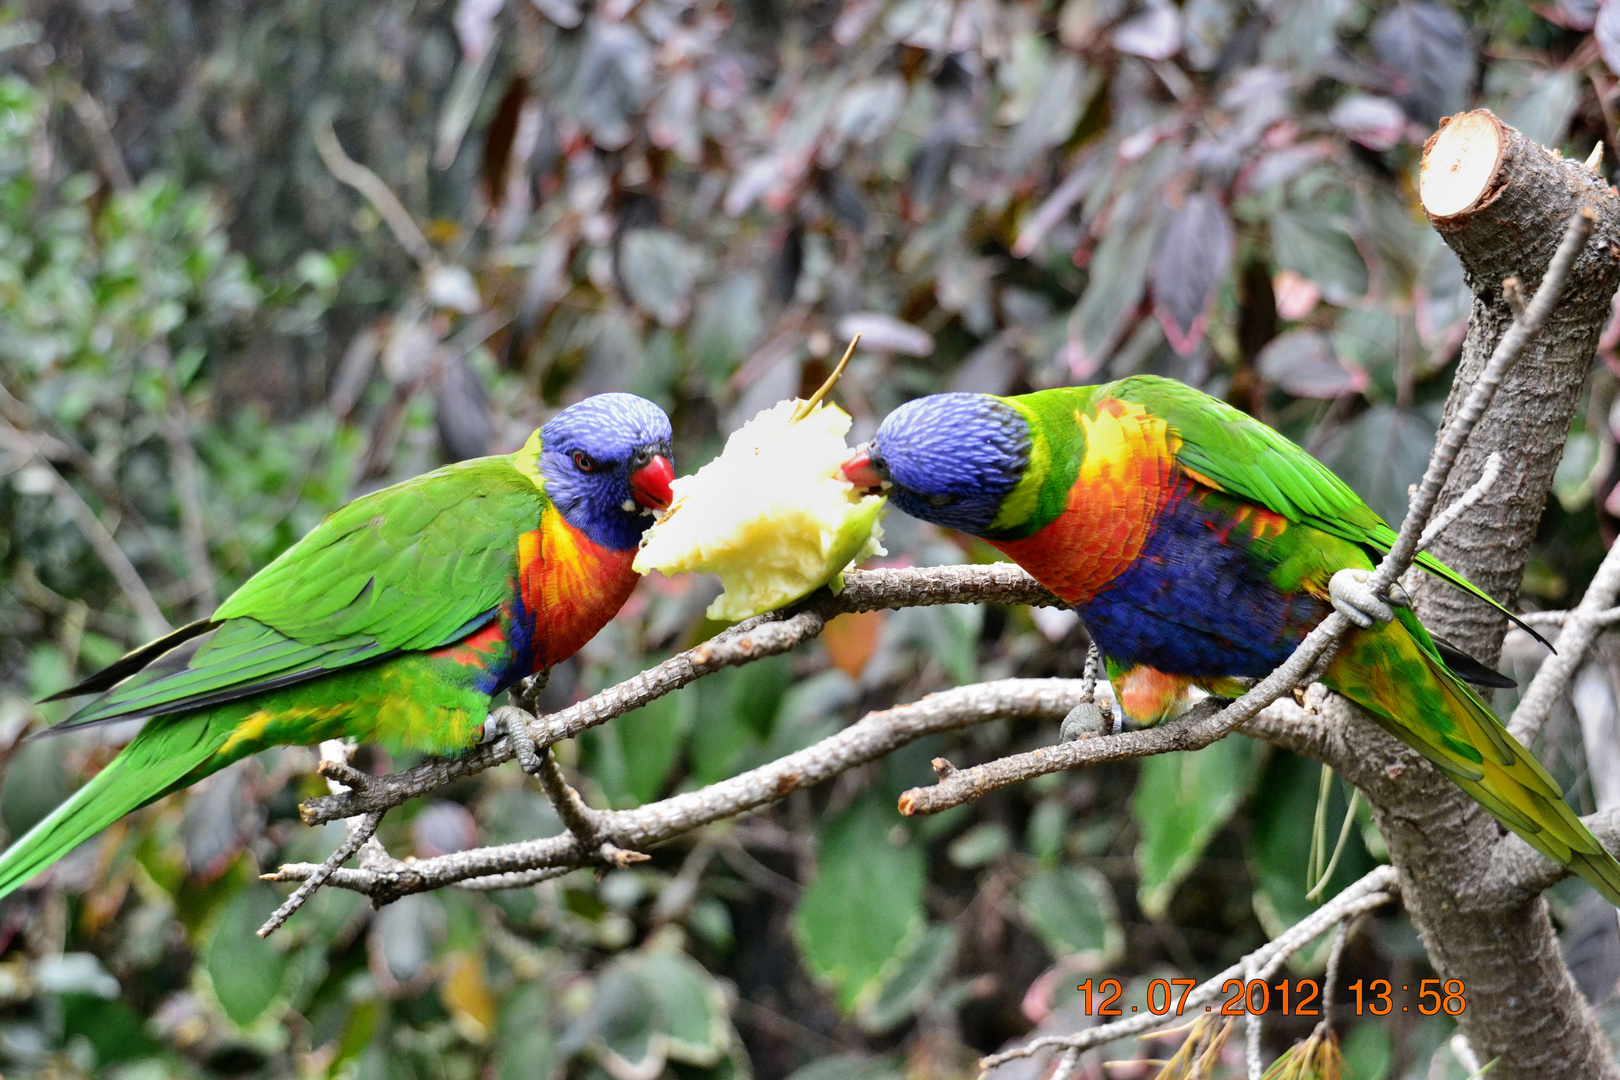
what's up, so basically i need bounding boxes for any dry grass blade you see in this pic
[1131,1015,1233,1080]
[791,334,860,421]
[1261,1024,1343,1080]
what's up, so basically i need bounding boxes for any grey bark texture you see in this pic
[1334,110,1620,1079]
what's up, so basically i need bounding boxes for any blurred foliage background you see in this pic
[4,0,1620,1076]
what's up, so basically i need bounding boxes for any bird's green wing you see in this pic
[1108,375,1535,637]
[50,456,546,729]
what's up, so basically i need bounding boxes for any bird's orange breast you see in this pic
[990,398,1179,605]
[519,513,639,670]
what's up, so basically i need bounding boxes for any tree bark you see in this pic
[1323,110,1620,1079]
[1416,111,1620,661]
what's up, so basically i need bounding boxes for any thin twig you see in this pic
[1319,913,1359,1022]
[258,742,387,935]
[257,812,381,937]
[1508,536,1620,744]
[1419,453,1502,552]
[20,448,169,638]
[0,384,151,529]
[68,84,217,616]
[314,117,438,270]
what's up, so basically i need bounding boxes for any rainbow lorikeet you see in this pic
[841,375,1620,906]
[0,393,675,900]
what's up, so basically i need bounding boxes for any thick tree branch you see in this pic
[1348,109,1620,1080]
[1481,806,1620,901]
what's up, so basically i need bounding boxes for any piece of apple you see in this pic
[633,398,887,621]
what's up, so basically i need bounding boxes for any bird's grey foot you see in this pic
[1329,568,1395,629]
[487,706,545,774]
[1060,702,1107,741]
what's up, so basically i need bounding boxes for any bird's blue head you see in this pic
[841,393,1030,537]
[538,393,674,552]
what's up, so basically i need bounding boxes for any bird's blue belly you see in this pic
[1076,490,1330,678]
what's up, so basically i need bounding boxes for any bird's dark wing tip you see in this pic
[35,619,218,705]
[1433,635,1518,689]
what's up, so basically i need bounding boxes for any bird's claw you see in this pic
[1060,702,1107,742]
[487,707,545,775]
[1329,568,1395,629]
[1060,701,1126,740]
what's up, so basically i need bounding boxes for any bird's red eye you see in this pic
[573,451,597,473]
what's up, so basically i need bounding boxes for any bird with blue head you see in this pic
[841,374,1620,907]
[0,393,674,900]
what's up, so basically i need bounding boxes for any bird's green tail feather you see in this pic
[1326,610,1620,908]
[0,711,235,901]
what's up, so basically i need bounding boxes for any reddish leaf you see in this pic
[1542,0,1599,28]
[1601,0,1620,76]
[822,610,887,678]
[480,76,528,210]
[1256,329,1367,398]
[1329,94,1406,151]
[1273,270,1321,321]
[1151,193,1234,355]
[1370,2,1474,125]
[1114,1,1182,59]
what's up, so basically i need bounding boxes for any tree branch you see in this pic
[270,678,1092,900]
[1481,805,1620,901]
[1507,535,1620,744]
[297,564,1060,827]
[314,117,438,271]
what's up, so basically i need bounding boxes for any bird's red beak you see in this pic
[630,454,675,510]
[840,445,884,493]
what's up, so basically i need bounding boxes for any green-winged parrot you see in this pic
[841,375,1620,906]
[0,393,674,899]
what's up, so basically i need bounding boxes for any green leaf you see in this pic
[590,688,693,807]
[1497,67,1578,149]
[794,795,926,1010]
[639,951,730,1064]
[1017,865,1124,966]
[207,883,287,1026]
[497,985,557,1080]
[0,736,67,846]
[1132,736,1264,918]
[859,922,958,1033]
[1342,1017,1393,1080]
[892,604,982,685]
[728,653,792,741]
[691,274,765,386]
[587,960,662,1075]
[1069,214,1162,374]
[1319,405,1437,525]
[1271,210,1368,305]
[948,823,1011,868]
[59,992,160,1066]
[784,1055,904,1080]
[619,228,703,326]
